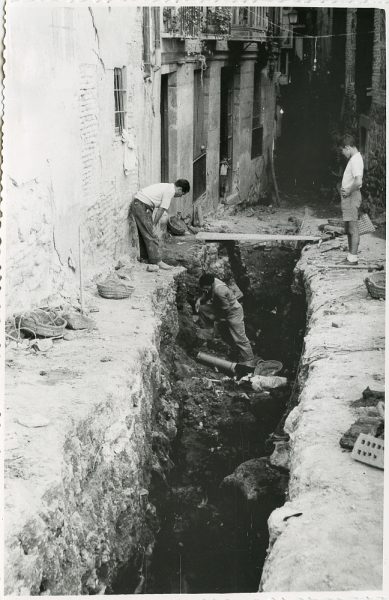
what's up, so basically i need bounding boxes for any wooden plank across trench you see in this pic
[195,232,321,242]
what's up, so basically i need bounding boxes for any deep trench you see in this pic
[111,241,306,595]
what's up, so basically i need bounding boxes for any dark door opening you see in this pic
[331,8,347,118]
[355,8,374,115]
[220,67,234,194]
[193,70,207,201]
[161,74,169,182]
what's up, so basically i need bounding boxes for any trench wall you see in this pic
[4,267,183,595]
[260,234,385,591]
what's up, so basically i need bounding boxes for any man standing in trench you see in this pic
[340,134,364,265]
[195,272,255,365]
[130,179,190,269]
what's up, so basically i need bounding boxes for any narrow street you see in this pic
[4,193,385,593]
[3,4,386,597]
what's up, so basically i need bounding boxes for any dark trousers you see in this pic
[198,303,254,362]
[130,199,161,264]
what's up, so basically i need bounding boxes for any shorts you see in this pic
[341,190,361,222]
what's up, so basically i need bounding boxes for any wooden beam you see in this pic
[195,233,321,242]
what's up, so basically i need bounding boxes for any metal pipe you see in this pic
[196,351,237,375]
[196,352,255,377]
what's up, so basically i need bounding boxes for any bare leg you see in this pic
[348,221,360,255]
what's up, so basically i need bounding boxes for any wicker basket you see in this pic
[364,271,385,300]
[97,278,134,299]
[18,309,67,338]
[168,215,186,236]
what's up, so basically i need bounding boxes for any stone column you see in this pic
[204,58,223,212]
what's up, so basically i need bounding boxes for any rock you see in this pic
[339,416,383,449]
[362,387,385,402]
[269,440,290,470]
[222,458,288,501]
[174,362,193,379]
[147,264,159,272]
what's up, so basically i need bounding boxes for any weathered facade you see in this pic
[5,6,159,313]
[4,6,290,315]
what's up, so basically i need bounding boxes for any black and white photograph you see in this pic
[2,2,387,596]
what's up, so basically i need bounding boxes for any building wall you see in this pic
[343,8,358,129]
[5,8,280,314]
[362,8,386,213]
[5,6,160,314]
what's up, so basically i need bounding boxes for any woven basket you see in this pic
[97,279,134,299]
[168,215,186,236]
[364,271,385,300]
[19,309,67,338]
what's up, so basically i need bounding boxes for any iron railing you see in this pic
[162,6,268,39]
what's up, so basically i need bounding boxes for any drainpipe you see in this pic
[196,351,254,378]
[153,7,161,69]
[143,7,152,78]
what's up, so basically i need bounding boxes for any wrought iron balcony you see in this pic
[161,6,268,41]
[230,7,268,41]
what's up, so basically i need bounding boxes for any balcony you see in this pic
[161,6,268,41]
[230,7,268,42]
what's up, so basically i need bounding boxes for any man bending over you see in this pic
[195,272,255,365]
[130,179,190,270]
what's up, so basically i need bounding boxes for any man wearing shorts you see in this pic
[340,134,364,265]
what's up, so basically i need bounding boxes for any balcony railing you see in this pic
[162,6,268,41]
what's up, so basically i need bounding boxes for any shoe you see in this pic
[341,257,358,265]
[158,261,172,270]
[147,264,159,272]
[239,358,257,367]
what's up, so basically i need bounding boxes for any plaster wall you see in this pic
[245,67,276,204]
[4,6,160,314]
[204,59,223,213]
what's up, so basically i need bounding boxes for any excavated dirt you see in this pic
[112,227,307,594]
[4,193,385,595]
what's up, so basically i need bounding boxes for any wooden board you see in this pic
[195,232,321,242]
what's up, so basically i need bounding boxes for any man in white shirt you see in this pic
[130,179,190,269]
[340,134,364,264]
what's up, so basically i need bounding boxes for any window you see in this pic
[251,66,263,159]
[114,67,126,134]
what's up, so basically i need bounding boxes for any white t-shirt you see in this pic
[136,183,175,210]
[342,152,364,189]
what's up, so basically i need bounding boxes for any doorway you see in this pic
[220,67,234,194]
[193,70,207,201]
[161,74,169,182]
